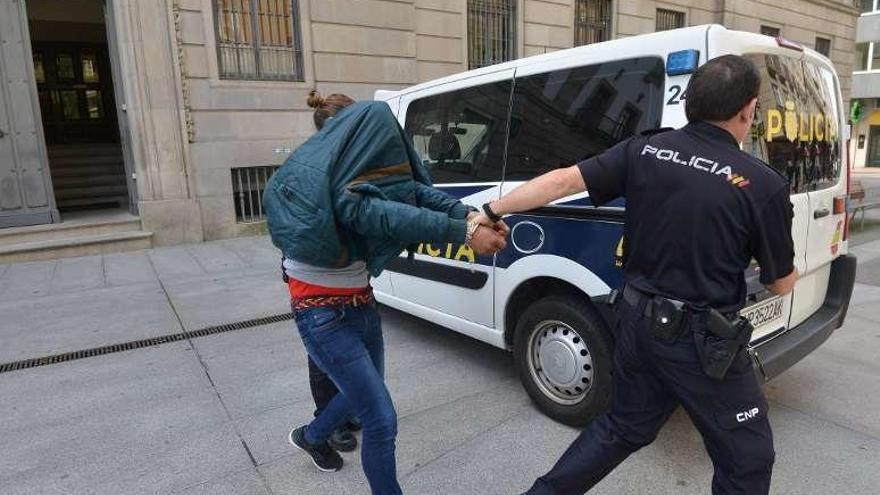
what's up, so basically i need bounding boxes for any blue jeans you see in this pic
[294,302,402,495]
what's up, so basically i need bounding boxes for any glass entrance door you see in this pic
[32,43,119,145]
[868,126,880,167]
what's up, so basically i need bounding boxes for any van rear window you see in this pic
[506,57,666,182]
[742,54,842,193]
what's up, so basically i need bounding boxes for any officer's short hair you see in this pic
[685,55,760,123]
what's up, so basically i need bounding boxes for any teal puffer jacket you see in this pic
[263,101,469,277]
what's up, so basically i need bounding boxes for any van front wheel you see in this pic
[513,295,613,427]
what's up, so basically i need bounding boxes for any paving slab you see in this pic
[0,259,56,301]
[219,236,280,270]
[171,468,269,495]
[236,402,313,466]
[395,379,531,476]
[399,405,696,495]
[398,395,880,495]
[148,245,206,280]
[851,236,880,264]
[0,281,181,363]
[849,281,880,305]
[215,365,312,420]
[847,299,880,323]
[0,343,213,436]
[233,381,529,471]
[1,419,254,495]
[190,322,301,386]
[259,453,371,495]
[186,242,249,273]
[159,268,289,330]
[764,402,880,494]
[855,256,880,286]
[386,338,514,420]
[104,250,157,286]
[49,254,105,293]
[0,343,249,495]
[764,316,880,438]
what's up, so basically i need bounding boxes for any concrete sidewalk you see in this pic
[0,236,286,364]
[1,274,878,494]
[1,228,879,494]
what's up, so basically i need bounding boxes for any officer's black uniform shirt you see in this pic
[578,121,795,313]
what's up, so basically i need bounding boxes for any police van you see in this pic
[372,25,857,426]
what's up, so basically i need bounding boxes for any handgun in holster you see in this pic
[694,309,754,380]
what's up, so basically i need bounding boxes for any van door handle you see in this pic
[813,208,830,219]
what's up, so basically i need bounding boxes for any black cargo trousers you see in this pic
[525,291,775,495]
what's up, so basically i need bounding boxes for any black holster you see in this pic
[694,309,754,381]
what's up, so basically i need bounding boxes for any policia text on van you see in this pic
[372,24,856,435]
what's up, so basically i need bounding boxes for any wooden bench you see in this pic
[851,179,880,230]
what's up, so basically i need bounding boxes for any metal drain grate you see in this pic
[0,313,294,374]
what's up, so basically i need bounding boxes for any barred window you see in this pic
[655,9,685,31]
[575,0,612,46]
[213,0,304,81]
[814,37,831,57]
[232,166,279,222]
[467,0,516,70]
[760,25,780,37]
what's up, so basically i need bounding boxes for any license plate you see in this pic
[741,297,785,329]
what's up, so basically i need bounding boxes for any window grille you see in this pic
[467,0,516,70]
[231,166,279,222]
[814,37,831,57]
[213,0,304,81]
[655,9,685,31]
[575,0,612,46]
[760,25,780,37]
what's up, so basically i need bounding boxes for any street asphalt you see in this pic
[1,209,879,494]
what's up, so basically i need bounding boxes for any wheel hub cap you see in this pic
[528,320,594,405]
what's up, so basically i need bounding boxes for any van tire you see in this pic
[513,295,613,427]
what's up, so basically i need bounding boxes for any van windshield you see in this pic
[742,54,842,193]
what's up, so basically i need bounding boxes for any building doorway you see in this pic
[869,126,880,168]
[27,0,135,215]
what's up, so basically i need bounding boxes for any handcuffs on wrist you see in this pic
[464,218,480,246]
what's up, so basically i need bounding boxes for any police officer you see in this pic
[474,55,798,494]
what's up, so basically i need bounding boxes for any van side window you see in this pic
[505,57,665,182]
[404,81,512,184]
[743,54,842,193]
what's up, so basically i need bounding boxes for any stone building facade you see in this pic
[0,0,859,256]
[850,0,880,171]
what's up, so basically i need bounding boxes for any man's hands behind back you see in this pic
[466,211,509,255]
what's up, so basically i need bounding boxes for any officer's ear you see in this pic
[741,98,758,123]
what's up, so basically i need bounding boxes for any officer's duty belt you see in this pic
[620,285,685,316]
[620,285,739,319]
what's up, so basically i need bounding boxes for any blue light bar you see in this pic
[666,49,700,76]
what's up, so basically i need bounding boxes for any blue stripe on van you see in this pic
[498,215,625,289]
[390,184,626,290]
